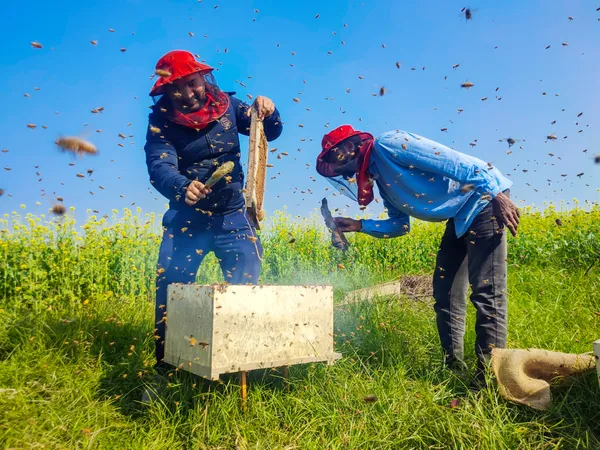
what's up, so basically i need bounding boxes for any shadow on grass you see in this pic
[35,309,299,418]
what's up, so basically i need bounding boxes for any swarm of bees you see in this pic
[2,3,591,279]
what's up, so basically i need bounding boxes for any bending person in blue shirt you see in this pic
[316,125,520,383]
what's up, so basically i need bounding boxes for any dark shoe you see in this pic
[468,373,486,393]
[445,356,469,376]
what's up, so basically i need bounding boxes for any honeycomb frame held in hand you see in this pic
[244,109,268,229]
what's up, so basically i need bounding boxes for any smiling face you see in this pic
[164,72,207,113]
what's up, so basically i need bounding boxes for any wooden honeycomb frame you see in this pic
[244,110,268,229]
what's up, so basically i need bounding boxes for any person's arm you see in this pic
[230,95,283,142]
[143,118,190,204]
[377,131,503,198]
[360,197,411,238]
[335,198,411,239]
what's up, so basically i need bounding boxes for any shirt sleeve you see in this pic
[143,116,191,204]
[230,95,283,142]
[360,196,411,238]
[377,131,503,197]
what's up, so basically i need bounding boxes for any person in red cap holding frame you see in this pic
[316,125,519,386]
[144,50,283,380]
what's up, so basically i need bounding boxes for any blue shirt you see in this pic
[360,130,513,239]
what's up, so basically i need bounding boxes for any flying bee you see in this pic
[546,134,557,141]
[55,136,98,157]
[374,85,389,97]
[499,137,520,148]
[594,154,600,164]
[461,184,475,193]
[460,7,478,21]
[51,203,66,216]
[461,81,474,90]
[30,41,43,48]
[155,69,172,77]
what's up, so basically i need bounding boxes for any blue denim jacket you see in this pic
[144,94,283,226]
[360,130,513,238]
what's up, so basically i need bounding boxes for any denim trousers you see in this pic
[432,195,509,369]
[153,209,262,365]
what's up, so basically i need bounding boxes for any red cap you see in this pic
[150,50,214,96]
[321,125,364,152]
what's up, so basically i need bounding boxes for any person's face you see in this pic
[165,72,207,113]
[327,139,360,177]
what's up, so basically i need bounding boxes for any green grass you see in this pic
[1,205,599,449]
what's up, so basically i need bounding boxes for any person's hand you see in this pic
[334,217,362,233]
[247,96,275,120]
[492,191,520,236]
[185,180,211,206]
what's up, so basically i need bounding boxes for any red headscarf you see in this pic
[149,50,229,130]
[317,125,376,206]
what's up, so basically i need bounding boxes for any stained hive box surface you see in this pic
[595,340,600,387]
[164,284,341,379]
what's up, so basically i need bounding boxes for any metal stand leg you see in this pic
[240,371,247,411]
[282,366,289,393]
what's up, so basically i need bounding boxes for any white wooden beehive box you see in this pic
[595,340,600,387]
[164,283,342,379]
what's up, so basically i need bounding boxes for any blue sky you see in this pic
[1,0,599,230]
